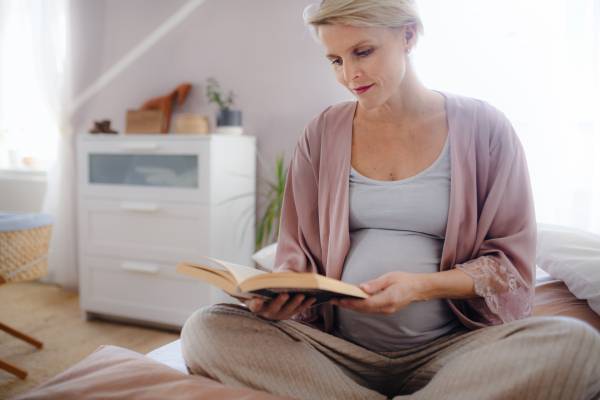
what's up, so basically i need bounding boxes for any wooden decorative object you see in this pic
[140,83,192,133]
[173,114,210,134]
[125,110,164,134]
[89,120,118,134]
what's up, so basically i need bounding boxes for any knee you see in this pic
[535,317,600,359]
[181,304,244,345]
[563,318,600,357]
[547,316,600,341]
[181,304,249,375]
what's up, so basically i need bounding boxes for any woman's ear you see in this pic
[404,23,417,48]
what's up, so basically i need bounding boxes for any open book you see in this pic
[176,255,369,306]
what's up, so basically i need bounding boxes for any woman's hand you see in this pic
[330,271,426,316]
[237,294,317,321]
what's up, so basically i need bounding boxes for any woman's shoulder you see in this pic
[296,101,356,161]
[440,91,506,120]
[441,91,519,154]
[302,100,356,135]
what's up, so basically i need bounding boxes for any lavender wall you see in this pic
[71,0,351,170]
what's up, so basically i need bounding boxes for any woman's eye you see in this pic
[357,49,373,57]
[332,59,342,66]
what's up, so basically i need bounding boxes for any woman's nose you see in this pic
[343,61,360,83]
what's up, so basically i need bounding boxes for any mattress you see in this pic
[146,338,189,375]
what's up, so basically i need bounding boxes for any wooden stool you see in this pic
[0,289,44,379]
[0,213,53,379]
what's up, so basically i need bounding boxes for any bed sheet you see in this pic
[146,338,188,375]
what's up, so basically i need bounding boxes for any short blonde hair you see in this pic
[304,0,424,45]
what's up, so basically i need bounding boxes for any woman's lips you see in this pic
[352,84,374,95]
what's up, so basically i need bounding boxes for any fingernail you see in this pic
[362,283,371,291]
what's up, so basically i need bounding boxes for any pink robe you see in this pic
[273,91,536,332]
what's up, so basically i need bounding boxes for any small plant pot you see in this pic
[216,109,243,135]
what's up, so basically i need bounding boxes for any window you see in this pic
[416,0,600,233]
[0,0,66,169]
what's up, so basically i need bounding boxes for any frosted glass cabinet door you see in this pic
[77,138,211,203]
[89,154,198,188]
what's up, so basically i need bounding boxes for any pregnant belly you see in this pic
[336,228,460,351]
[341,228,444,286]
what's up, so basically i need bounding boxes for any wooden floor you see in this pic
[0,282,180,400]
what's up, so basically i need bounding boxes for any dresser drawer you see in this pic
[78,199,209,263]
[77,137,210,203]
[79,255,213,327]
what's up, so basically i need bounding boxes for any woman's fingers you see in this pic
[247,294,316,320]
[360,274,394,294]
[247,297,265,314]
[335,289,397,315]
[262,293,290,318]
[279,294,306,316]
[291,297,317,315]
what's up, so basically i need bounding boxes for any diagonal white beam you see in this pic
[68,0,207,115]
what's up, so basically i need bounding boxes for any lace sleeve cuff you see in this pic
[456,256,532,325]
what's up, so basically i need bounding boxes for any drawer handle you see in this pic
[121,262,159,274]
[120,202,159,212]
[120,142,160,151]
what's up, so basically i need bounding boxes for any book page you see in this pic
[176,263,238,295]
[190,254,266,284]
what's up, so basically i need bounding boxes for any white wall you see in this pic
[70,0,352,168]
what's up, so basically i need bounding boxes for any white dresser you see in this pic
[76,134,256,329]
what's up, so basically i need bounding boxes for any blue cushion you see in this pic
[0,212,54,232]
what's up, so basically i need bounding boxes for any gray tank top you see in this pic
[336,135,461,351]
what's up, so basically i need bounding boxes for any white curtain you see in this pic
[0,0,75,288]
[415,0,600,234]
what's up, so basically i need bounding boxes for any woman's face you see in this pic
[319,25,410,110]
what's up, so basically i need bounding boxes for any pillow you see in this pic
[252,242,278,271]
[536,223,600,316]
[13,345,293,400]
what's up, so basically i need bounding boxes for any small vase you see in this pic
[217,109,241,126]
[216,109,243,135]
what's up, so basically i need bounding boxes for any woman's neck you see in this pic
[357,68,435,127]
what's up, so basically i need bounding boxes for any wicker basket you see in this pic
[0,224,53,283]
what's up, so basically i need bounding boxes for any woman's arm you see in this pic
[449,105,536,326]
[242,117,324,322]
[455,256,532,325]
[331,269,477,316]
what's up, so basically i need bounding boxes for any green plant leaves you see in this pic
[255,152,287,251]
[206,77,235,110]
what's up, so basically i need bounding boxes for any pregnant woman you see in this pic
[182,1,600,399]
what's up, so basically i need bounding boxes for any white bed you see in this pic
[146,338,189,375]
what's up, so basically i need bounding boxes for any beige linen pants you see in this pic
[181,304,600,400]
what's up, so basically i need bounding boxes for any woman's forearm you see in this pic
[417,268,479,302]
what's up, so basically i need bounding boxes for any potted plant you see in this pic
[206,77,242,135]
[254,152,287,251]
[220,151,288,252]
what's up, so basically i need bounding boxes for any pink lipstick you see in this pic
[352,84,374,95]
